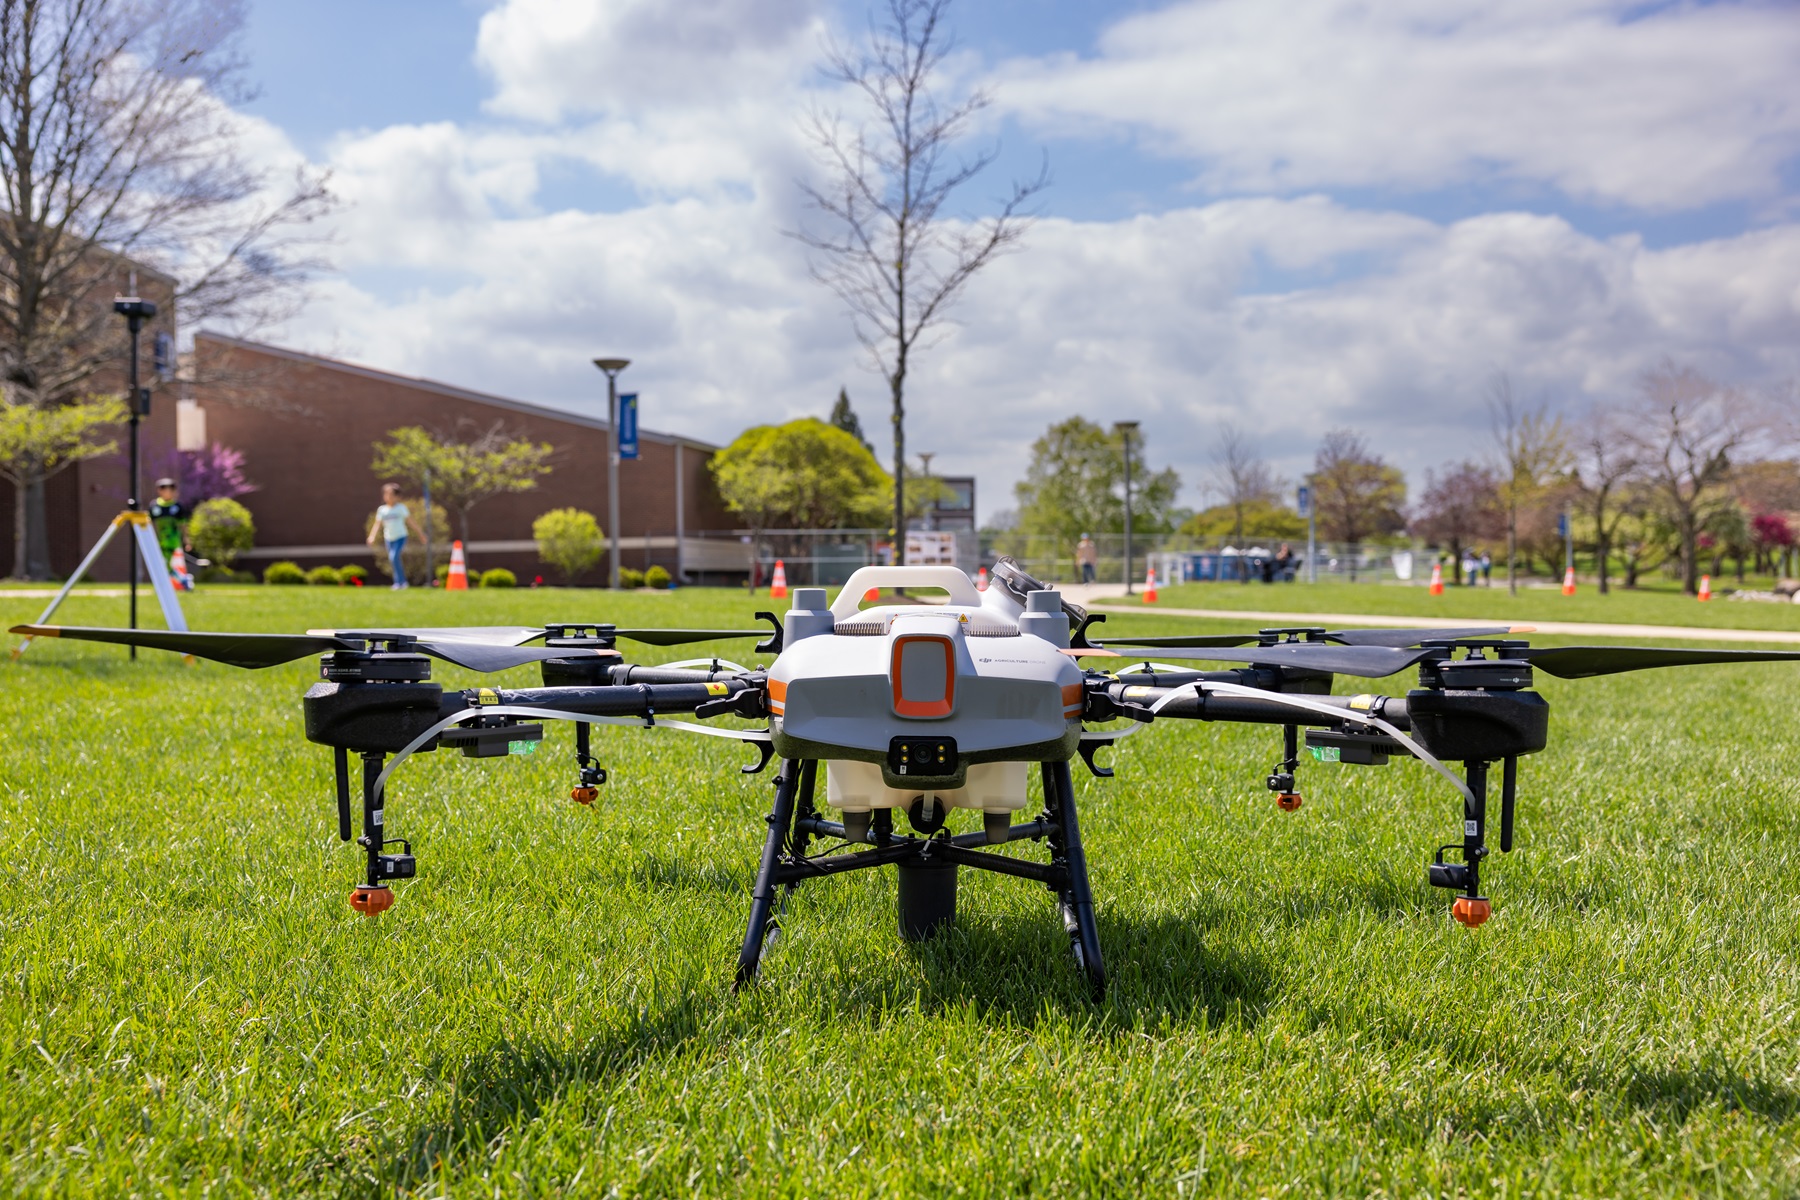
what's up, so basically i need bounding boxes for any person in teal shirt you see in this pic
[366,482,424,588]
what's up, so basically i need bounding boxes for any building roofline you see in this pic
[193,331,717,451]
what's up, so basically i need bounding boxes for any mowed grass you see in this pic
[2,586,1798,1197]
[1111,578,1800,632]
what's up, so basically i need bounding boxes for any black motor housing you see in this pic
[1405,688,1549,762]
[303,681,446,753]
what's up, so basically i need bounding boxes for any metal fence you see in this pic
[682,528,1447,589]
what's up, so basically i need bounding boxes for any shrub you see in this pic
[263,561,306,585]
[533,507,605,583]
[479,568,517,588]
[368,504,451,586]
[188,498,255,567]
[339,564,368,585]
[198,566,257,584]
[645,564,672,589]
[306,565,342,586]
[619,567,645,589]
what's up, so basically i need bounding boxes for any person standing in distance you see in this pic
[1076,533,1098,584]
[367,482,424,588]
[149,477,192,564]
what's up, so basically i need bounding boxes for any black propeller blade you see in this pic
[308,625,547,646]
[605,628,773,646]
[11,625,353,668]
[1326,625,1525,647]
[1517,645,1800,679]
[1078,641,1426,679]
[9,625,618,673]
[1100,625,1523,650]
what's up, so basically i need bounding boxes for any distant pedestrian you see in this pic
[1480,551,1493,586]
[367,482,423,588]
[149,477,192,564]
[1076,533,1098,584]
[1274,542,1294,581]
[1461,549,1477,586]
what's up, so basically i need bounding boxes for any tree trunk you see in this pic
[10,476,27,579]
[890,364,906,567]
[1596,531,1610,594]
[1680,519,1699,594]
[24,476,52,580]
[1506,506,1518,596]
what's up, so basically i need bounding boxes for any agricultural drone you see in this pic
[15,557,1800,997]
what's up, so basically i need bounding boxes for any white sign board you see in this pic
[906,531,957,565]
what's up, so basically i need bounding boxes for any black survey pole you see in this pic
[113,294,156,659]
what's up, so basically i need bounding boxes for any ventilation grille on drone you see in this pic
[965,621,1019,637]
[834,620,887,637]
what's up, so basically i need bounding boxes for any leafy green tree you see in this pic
[0,393,123,577]
[533,507,606,583]
[1013,417,1182,569]
[370,424,553,545]
[710,418,891,531]
[1181,499,1305,542]
[187,497,255,568]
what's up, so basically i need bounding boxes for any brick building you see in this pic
[188,334,745,584]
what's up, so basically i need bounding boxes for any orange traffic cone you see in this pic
[447,540,469,590]
[1562,566,1576,596]
[769,559,788,600]
[864,587,879,602]
[976,566,988,591]
[1428,561,1444,595]
[169,546,193,591]
[1143,564,1158,603]
[1698,574,1712,601]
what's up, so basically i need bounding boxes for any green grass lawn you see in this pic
[1113,578,1800,632]
[3,586,1798,1196]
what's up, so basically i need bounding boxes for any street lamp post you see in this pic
[918,451,935,531]
[593,357,630,589]
[1114,421,1139,595]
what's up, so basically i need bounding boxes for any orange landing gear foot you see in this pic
[350,885,394,915]
[1276,793,1302,812]
[570,786,599,805]
[1452,896,1491,928]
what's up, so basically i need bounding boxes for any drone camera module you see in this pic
[890,736,955,775]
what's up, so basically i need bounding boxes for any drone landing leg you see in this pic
[1042,760,1106,997]
[735,759,800,989]
[783,760,819,899]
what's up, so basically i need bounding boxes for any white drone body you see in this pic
[766,566,1086,828]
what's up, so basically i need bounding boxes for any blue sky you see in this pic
[228,0,1800,518]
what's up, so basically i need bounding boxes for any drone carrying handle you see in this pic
[828,566,982,617]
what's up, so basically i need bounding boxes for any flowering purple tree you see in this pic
[153,443,257,504]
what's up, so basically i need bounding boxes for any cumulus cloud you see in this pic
[242,0,1800,519]
[996,0,1800,211]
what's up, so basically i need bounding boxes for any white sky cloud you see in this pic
[246,0,1800,520]
[996,0,1800,212]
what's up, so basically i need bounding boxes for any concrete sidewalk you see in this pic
[1083,599,1800,646]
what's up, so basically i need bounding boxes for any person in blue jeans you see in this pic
[366,482,424,588]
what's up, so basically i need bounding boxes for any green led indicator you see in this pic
[508,740,539,756]
[1309,746,1341,763]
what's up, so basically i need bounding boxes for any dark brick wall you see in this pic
[187,336,734,585]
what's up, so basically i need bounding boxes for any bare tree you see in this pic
[795,0,1045,562]
[1311,428,1405,579]
[0,0,331,576]
[1571,403,1639,594]
[1206,421,1283,546]
[1625,361,1763,594]
[1411,460,1501,584]
[1488,373,1571,595]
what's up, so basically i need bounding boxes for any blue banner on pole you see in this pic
[619,393,639,460]
[1296,485,1311,518]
